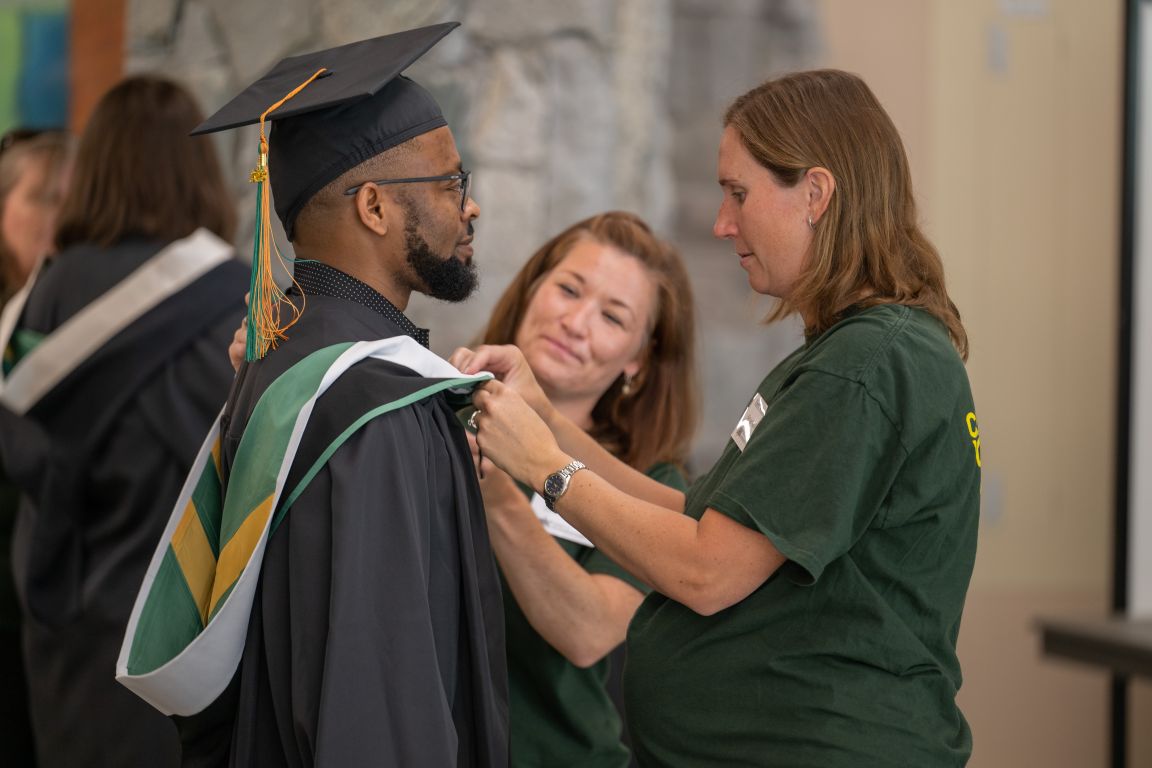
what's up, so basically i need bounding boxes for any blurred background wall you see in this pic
[58,0,1130,764]
[814,3,1123,766]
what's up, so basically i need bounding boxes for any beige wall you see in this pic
[819,0,1123,765]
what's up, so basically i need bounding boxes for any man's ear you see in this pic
[805,166,836,223]
[355,184,390,236]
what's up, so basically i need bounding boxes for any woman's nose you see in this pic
[560,302,593,337]
[713,201,737,240]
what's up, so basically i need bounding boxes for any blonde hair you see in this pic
[725,69,968,359]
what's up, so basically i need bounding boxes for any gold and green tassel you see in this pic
[244,68,327,361]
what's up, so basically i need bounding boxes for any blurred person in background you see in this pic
[0,129,71,305]
[458,69,980,767]
[0,76,247,767]
[0,126,72,768]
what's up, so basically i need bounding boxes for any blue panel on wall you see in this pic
[17,9,68,129]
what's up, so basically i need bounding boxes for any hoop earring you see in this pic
[622,372,635,396]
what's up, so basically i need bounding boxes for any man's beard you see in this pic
[404,205,478,303]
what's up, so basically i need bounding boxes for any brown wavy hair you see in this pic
[725,69,968,360]
[482,211,698,471]
[56,75,235,250]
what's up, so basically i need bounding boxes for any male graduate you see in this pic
[117,23,508,767]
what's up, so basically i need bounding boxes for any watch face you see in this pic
[543,474,567,498]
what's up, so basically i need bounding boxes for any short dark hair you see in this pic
[292,136,422,244]
[56,75,236,250]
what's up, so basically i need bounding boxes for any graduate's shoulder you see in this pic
[24,239,159,320]
[290,355,460,479]
[238,342,438,433]
[275,296,414,354]
[318,354,450,422]
[27,238,245,329]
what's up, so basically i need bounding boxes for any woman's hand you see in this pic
[465,431,526,512]
[228,317,246,372]
[450,344,555,423]
[470,380,568,489]
[466,431,545,546]
[228,292,250,372]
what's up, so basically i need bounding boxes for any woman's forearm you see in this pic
[487,495,643,667]
[542,469,786,616]
[542,409,685,512]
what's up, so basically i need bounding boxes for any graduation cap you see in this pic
[193,22,459,360]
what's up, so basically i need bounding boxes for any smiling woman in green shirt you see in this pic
[468,212,698,767]
[458,69,980,767]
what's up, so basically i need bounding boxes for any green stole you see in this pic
[116,335,491,716]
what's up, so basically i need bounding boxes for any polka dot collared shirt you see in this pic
[292,260,430,348]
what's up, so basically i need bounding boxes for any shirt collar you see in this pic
[292,260,430,348]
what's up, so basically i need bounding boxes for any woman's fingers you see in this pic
[457,344,523,377]
[228,317,247,372]
[455,346,552,420]
[469,381,559,485]
[465,429,481,461]
[448,346,475,371]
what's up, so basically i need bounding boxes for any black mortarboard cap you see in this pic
[191,23,458,362]
[193,22,458,239]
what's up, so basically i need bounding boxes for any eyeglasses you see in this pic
[343,170,472,211]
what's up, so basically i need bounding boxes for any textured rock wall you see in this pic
[126,0,820,470]
[668,0,821,464]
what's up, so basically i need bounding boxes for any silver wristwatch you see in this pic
[542,460,587,511]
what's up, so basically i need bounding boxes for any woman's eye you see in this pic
[558,284,578,297]
[603,312,624,327]
[731,190,746,204]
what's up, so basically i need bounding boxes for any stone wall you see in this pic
[667,0,821,465]
[126,0,821,471]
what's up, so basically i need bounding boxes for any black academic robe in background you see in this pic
[0,237,247,768]
[182,289,508,768]
[0,292,35,766]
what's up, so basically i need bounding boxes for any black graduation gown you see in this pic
[0,303,35,768]
[0,237,247,768]
[182,291,508,768]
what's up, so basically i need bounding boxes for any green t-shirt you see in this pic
[505,462,686,768]
[625,305,980,768]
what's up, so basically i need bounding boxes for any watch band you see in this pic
[542,459,587,511]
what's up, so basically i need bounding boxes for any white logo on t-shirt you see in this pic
[730,393,768,452]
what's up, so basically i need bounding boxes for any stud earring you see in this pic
[807,214,815,229]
